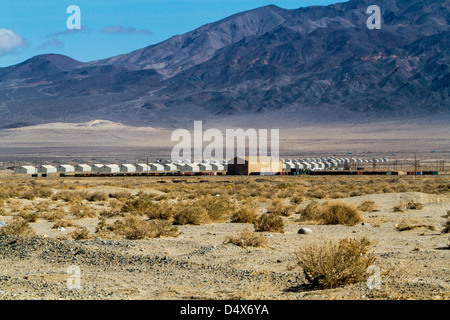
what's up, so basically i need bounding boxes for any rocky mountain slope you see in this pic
[0,0,448,129]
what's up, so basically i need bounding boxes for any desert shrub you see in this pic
[307,190,327,199]
[43,207,67,221]
[18,210,40,222]
[443,210,450,234]
[358,200,378,212]
[330,192,349,199]
[196,195,236,222]
[51,191,88,202]
[111,215,178,239]
[231,206,259,224]
[349,190,362,197]
[87,191,108,202]
[225,228,267,248]
[173,203,210,225]
[109,191,132,201]
[393,201,423,212]
[299,201,362,226]
[146,201,174,220]
[70,226,92,240]
[121,197,155,216]
[295,237,376,289]
[267,199,296,217]
[52,219,76,229]
[19,188,37,200]
[21,186,53,199]
[34,201,51,213]
[393,203,406,212]
[396,218,436,232]
[99,199,124,218]
[299,201,325,222]
[0,199,5,215]
[254,213,284,233]
[291,194,305,204]
[321,202,363,225]
[0,217,35,236]
[406,201,423,210]
[69,202,97,219]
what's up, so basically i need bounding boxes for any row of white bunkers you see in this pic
[13,161,228,175]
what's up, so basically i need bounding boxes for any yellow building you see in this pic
[227,156,282,175]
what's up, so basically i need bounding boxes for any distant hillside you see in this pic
[0,0,448,129]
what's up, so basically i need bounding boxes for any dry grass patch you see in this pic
[253,213,284,233]
[109,215,179,240]
[51,219,77,229]
[299,201,363,226]
[87,191,109,202]
[173,203,210,225]
[267,199,297,217]
[358,200,378,212]
[196,195,237,222]
[0,217,35,236]
[17,209,40,222]
[69,226,92,240]
[396,218,436,232]
[225,228,268,248]
[393,201,424,212]
[295,237,376,289]
[406,200,423,210]
[69,202,98,219]
[51,190,89,203]
[43,207,68,221]
[231,205,259,223]
[443,210,450,234]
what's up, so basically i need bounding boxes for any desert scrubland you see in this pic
[0,172,448,300]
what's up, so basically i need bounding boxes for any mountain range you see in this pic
[0,0,448,130]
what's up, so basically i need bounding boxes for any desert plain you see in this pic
[0,172,448,300]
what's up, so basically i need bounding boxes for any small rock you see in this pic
[298,228,313,235]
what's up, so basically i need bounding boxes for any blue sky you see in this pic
[0,0,344,67]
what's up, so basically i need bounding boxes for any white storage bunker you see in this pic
[14,166,36,174]
[164,163,177,171]
[99,164,120,173]
[57,165,75,173]
[199,163,212,171]
[75,164,92,172]
[150,164,164,172]
[38,165,57,174]
[136,164,150,172]
[182,164,200,172]
[120,164,136,173]
[92,164,104,171]
[211,163,224,171]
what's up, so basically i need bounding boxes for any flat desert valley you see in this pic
[0,173,448,300]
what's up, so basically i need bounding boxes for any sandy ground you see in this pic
[1,118,449,162]
[0,189,448,300]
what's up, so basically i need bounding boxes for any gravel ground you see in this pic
[0,192,449,300]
